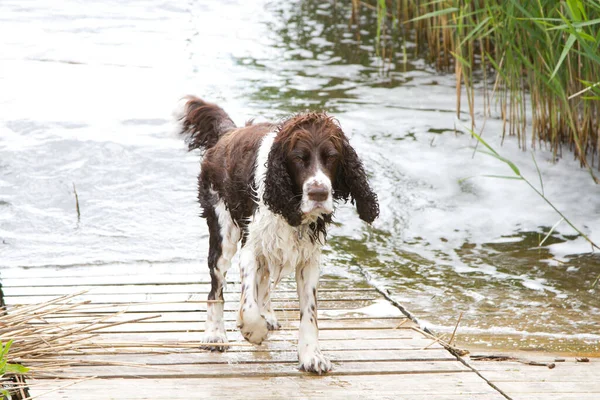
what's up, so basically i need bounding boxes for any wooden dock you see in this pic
[0,262,597,399]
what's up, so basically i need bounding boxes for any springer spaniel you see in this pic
[178,97,379,374]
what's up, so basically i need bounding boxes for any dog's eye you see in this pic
[293,153,310,164]
[323,152,338,164]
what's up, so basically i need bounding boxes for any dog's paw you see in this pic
[239,308,269,344]
[200,331,229,352]
[262,311,281,331]
[298,347,332,375]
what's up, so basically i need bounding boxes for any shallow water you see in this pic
[0,0,598,354]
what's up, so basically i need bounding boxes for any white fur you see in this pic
[170,97,190,141]
[249,134,323,284]
[235,133,330,372]
[237,249,269,344]
[215,197,241,270]
[297,261,331,374]
[254,131,276,200]
[201,197,240,348]
[300,165,334,216]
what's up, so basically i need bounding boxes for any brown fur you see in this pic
[179,96,379,238]
[178,98,379,356]
[180,97,236,151]
[263,112,379,230]
[200,122,274,236]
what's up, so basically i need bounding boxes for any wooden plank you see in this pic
[27,391,505,400]
[78,327,433,342]
[0,263,365,284]
[47,360,470,379]
[3,303,400,317]
[4,299,378,312]
[502,395,600,400]
[473,360,600,382]
[31,321,416,335]
[25,316,409,330]
[0,262,205,277]
[1,285,377,297]
[86,318,410,330]
[46,348,456,363]
[0,275,370,289]
[480,381,600,393]
[24,324,419,340]
[1,291,379,304]
[0,274,216,286]
[84,336,444,351]
[26,311,408,323]
[27,374,506,399]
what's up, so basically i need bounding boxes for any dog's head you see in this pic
[263,113,379,227]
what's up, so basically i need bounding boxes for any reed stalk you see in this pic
[356,0,600,181]
[0,292,247,398]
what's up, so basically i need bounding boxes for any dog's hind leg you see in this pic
[201,199,240,352]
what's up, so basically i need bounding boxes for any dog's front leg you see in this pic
[256,264,280,331]
[237,250,269,344]
[296,260,331,374]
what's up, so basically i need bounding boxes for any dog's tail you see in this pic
[177,96,236,152]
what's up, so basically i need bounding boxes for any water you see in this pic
[1,0,598,355]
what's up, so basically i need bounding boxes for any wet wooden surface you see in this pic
[4,262,595,399]
[467,355,600,400]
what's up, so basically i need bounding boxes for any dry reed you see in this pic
[352,0,600,181]
[0,291,246,398]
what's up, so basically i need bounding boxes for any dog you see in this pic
[178,96,379,374]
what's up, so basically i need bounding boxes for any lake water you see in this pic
[1,0,598,355]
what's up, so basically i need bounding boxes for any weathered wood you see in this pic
[5,299,378,312]
[22,310,408,323]
[473,359,600,382]
[0,263,509,399]
[470,359,600,399]
[0,262,203,279]
[44,348,457,363]
[0,263,364,284]
[505,395,600,400]
[21,324,420,339]
[26,315,409,331]
[81,336,444,351]
[0,274,369,289]
[47,360,470,379]
[44,321,420,335]
[3,292,378,305]
[480,380,600,393]
[2,285,377,298]
[28,374,506,399]
[92,318,412,331]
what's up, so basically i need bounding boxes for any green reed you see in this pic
[0,340,29,399]
[354,0,600,182]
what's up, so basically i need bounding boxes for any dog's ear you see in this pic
[333,139,379,223]
[263,140,303,226]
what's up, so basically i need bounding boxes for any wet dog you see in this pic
[177,97,378,374]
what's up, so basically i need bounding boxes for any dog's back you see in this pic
[177,97,274,232]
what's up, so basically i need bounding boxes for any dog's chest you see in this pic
[246,210,321,284]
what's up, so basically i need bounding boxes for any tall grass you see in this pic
[0,340,29,399]
[354,0,600,182]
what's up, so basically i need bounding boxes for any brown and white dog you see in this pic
[178,97,379,374]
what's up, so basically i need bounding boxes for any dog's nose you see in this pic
[307,186,329,202]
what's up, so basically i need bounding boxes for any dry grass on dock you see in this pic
[0,291,248,399]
